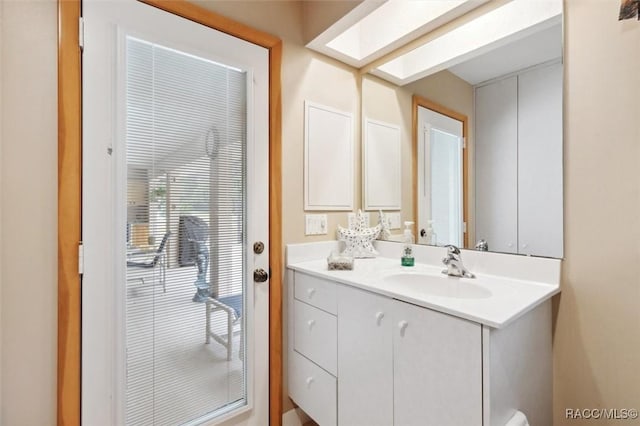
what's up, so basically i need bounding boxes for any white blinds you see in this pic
[125,36,247,425]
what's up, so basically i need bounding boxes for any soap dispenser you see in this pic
[401,221,415,267]
[421,220,437,246]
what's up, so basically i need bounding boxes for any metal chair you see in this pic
[126,232,171,292]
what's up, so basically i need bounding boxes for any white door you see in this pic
[417,107,464,247]
[82,1,270,425]
[393,301,482,426]
[337,285,393,426]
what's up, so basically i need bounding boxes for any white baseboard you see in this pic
[282,408,311,426]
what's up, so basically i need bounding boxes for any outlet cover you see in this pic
[305,214,328,235]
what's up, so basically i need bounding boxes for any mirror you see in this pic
[361,9,563,258]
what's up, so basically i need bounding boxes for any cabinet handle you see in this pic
[398,320,409,336]
[375,311,385,325]
[307,319,315,330]
[306,377,315,387]
[307,288,316,298]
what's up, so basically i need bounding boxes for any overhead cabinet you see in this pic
[475,62,563,258]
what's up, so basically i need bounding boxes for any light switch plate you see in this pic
[387,212,401,229]
[305,214,328,235]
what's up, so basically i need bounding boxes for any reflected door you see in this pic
[417,105,465,247]
[82,1,269,425]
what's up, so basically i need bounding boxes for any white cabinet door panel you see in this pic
[337,285,393,426]
[393,300,482,426]
[475,76,518,254]
[517,63,563,258]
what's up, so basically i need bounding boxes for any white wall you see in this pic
[1,1,58,424]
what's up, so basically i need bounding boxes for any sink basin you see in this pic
[383,272,492,299]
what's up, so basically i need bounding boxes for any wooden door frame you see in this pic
[57,1,283,424]
[412,95,469,248]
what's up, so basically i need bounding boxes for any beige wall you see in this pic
[554,1,640,424]
[1,0,58,425]
[1,0,639,424]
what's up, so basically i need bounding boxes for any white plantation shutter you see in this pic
[125,36,247,425]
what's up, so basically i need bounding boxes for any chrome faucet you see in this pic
[475,239,488,251]
[442,245,475,278]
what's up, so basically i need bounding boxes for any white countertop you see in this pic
[287,256,560,329]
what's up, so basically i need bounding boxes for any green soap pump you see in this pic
[401,221,415,267]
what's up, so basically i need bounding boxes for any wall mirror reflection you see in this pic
[361,0,564,258]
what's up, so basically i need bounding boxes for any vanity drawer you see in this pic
[294,272,337,315]
[290,350,337,426]
[293,299,337,375]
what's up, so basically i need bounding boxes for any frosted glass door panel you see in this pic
[517,63,563,258]
[125,37,247,425]
[430,129,463,247]
[475,76,518,254]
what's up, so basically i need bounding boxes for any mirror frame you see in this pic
[412,95,469,248]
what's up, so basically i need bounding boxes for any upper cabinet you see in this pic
[475,62,563,258]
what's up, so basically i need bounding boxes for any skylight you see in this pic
[373,0,563,85]
[307,0,489,68]
[326,0,471,61]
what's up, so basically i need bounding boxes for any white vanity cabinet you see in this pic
[337,285,482,426]
[288,270,552,426]
[393,299,482,426]
[337,285,394,426]
[289,273,338,426]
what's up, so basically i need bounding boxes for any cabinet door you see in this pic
[475,77,518,254]
[517,63,563,258]
[393,300,482,426]
[337,285,393,426]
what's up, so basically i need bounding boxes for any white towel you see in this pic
[505,410,530,426]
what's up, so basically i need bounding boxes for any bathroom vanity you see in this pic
[287,241,560,426]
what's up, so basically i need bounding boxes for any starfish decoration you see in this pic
[377,210,392,241]
[337,210,381,258]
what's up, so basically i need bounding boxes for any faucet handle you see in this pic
[445,245,460,255]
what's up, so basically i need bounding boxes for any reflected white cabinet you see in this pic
[337,285,481,426]
[475,76,518,255]
[475,62,563,258]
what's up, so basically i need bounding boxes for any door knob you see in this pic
[254,268,269,283]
